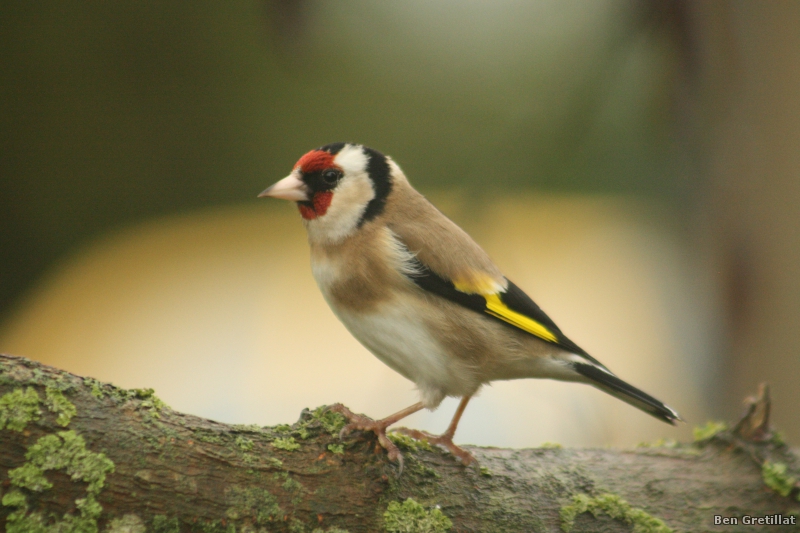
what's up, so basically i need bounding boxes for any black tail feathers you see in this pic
[573,362,681,425]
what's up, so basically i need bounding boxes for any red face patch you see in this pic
[294,150,337,174]
[298,191,334,220]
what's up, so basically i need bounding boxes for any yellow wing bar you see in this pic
[453,276,505,295]
[483,293,558,343]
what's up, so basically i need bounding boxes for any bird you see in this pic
[259,142,681,468]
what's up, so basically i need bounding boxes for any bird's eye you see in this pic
[322,169,340,185]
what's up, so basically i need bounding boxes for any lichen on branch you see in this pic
[1,354,799,532]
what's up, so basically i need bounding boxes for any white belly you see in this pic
[336,301,439,378]
[310,242,475,408]
[334,299,460,407]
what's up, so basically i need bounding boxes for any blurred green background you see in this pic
[1,1,798,446]
[0,0,684,315]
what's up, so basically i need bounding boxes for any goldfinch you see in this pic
[259,143,680,467]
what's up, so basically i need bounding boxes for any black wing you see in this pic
[406,258,609,369]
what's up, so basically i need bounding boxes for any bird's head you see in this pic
[259,143,395,244]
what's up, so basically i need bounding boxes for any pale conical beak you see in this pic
[258,173,308,201]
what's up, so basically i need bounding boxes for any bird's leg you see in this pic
[329,402,425,471]
[393,395,476,465]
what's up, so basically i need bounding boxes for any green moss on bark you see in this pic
[0,386,42,431]
[383,498,452,533]
[559,493,672,533]
[310,405,347,435]
[388,432,433,453]
[692,420,728,441]
[762,461,799,499]
[106,514,146,533]
[223,485,283,524]
[3,430,115,533]
[45,386,77,426]
[151,515,181,533]
[273,436,301,451]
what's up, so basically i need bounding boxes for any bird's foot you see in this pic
[328,403,405,470]
[393,427,476,466]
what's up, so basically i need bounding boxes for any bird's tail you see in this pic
[573,362,681,425]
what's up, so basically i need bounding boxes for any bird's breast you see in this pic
[310,243,474,406]
[309,225,416,313]
[310,251,394,314]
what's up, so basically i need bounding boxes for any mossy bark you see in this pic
[1,354,798,533]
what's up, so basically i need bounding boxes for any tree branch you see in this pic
[1,354,798,532]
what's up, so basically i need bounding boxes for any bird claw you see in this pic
[393,427,477,466]
[328,403,405,472]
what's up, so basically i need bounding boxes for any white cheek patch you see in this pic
[305,172,375,245]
